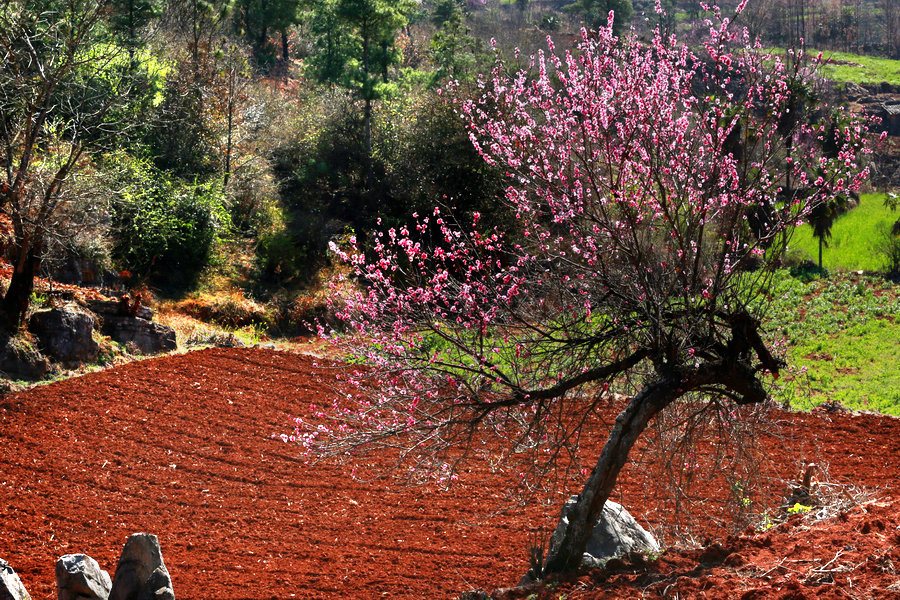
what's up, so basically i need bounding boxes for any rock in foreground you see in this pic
[109,534,175,600]
[1,558,31,600]
[55,554,112,600]
[550,497,660,570]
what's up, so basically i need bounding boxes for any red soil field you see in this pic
[1,348,898,599]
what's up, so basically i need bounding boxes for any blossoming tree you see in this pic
[293,7,871,577]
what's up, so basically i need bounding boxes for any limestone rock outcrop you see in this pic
[29,307,99,365]
[549,496,660,570]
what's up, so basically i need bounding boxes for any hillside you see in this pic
[1,348,898,599]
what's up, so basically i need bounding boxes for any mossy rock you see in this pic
[0,333,51,380]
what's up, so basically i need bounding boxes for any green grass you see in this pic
[758,271,900,414]
[763,47,900,86]
[788,193,899,272]
[815,50,900,86]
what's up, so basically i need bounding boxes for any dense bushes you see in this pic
[267,87,509,284]
[105,154,231,292]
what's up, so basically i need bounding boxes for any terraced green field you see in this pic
[758,271,900,414]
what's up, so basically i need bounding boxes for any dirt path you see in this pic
[1,348,897,599]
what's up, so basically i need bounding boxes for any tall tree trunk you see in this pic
[224,64,234,188]
[818,235,824,269]
[1,240,42,333]
[542,378,678,575]
[281,29,289,61]
[259,25,268,59]
[362,31,374,192]
[364,96,373,192]
[192,0,201,80]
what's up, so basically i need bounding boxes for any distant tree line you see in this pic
[0,0,552,334]
[720,0,899,57]
[1,0,889,336]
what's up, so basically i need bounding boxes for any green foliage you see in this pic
[269,93,397,281]
[307,2,353,85]
[307,0,416,101]
[105,153,231,291]
[4,6,163,151]
[270,86,507,283]
[431,0,465,27]
[147,61,222,179]
[233,0,301,65]
[539,13,560,31]
[884,192,900,274]
[429,0,478,83]
[108,0,162,55]
[885,192,900,212]
[788,260,829,283]
[70,42,170,148]
[394,92,508,227]
[227,164,282,236]
[790,193,900,272]
[880,233,900,275]
[255,225,309,284]
[563,0,633,34]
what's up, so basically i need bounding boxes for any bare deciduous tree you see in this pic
[0,0,143,331]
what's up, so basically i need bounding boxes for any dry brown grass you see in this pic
[169,288,270,329]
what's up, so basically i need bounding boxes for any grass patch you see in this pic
[758,271,900,414]
[788,193,899,272]
[156,307,270,349]
[763,47,900,86]
[788,318,900,414]
[816,50,900,86]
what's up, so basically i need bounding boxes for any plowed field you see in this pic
[1,348,898,599]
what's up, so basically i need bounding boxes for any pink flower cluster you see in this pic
[287,10,871,487]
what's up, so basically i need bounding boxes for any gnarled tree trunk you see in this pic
[542,378,679,574]
[543,333,775,576]
[1,238,42,333]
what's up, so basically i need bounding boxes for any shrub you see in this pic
[878,230,900,276]
[789,260,830,282]
[106,153,231,291]
[270,86,508,284]
[254,225,311,286]
[173,288,270,329]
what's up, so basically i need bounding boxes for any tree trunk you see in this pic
[224,64,234,188]
[542,378,678,575]
[1,241,42,333]
[364,96,373,191]
[818,235,823,269]
[191,0,201,81]
[281,29,289,61]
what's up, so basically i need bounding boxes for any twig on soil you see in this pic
[452,566,479,593]
[758,558,803,578]
[758,559,786,578]
[785,558,823,563]
[810,549,845,574]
